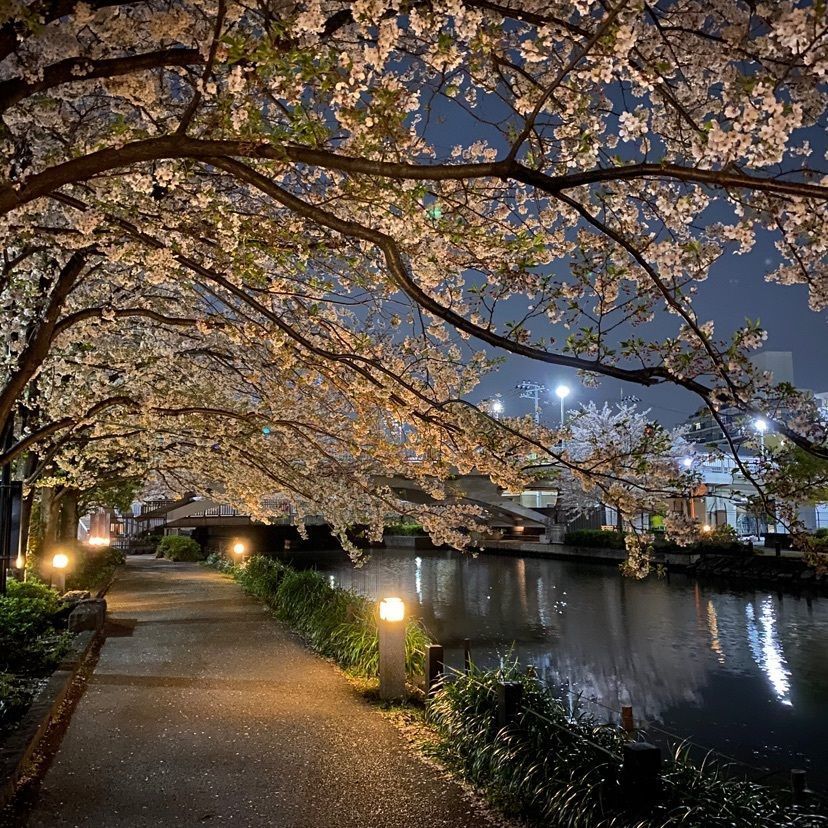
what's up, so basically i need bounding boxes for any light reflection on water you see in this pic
[283,548,828,785]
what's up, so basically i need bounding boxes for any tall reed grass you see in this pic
[425,663,823,827]
[206,554,429,680]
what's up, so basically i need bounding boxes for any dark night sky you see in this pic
[417,59,828,429]
[464,235,828,427]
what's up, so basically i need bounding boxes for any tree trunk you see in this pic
[59,488,79,542]
[18,487,34,565]
[40,486,62,551]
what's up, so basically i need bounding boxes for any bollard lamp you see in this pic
[379,596,405,622]
[52,551,69,592]
[232,541,246,556]
[378,597,406,700]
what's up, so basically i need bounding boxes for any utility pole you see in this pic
[516,381,546,425]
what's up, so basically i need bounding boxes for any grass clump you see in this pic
[207,554,429,681]
[425,663,822,827]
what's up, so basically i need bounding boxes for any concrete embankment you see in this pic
[482,540,698,569]
[481,540,827,590]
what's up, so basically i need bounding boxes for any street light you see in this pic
[378,597,406,699]
[682,457,693,469]
[52,551,69,592]
[490,399,503,420]
[232,540,247,562]
[554,384,571,427]
[754,418,768,455]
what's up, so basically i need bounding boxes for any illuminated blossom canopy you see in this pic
[1,0,826,571]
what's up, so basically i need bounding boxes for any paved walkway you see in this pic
[23,558,494,827]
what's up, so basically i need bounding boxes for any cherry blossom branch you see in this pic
[3,135,824,220]
[0,395,137,466]
[0,48,202,114]
[0,250,89,429]
[210,157,673,387]
[53,307,206,337]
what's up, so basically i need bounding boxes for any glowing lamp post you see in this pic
[232,541,247,562]
[52,552,69,592]
[554,384,571,427]
[754,418,768,456]
[378,597,406,701]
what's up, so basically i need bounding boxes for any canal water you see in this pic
[281,548,828,789]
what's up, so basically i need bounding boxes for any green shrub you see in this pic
[0,580,69,675]
[157,535,204,562]
[236,555,285,598]
[815,528,828,539]
[67,546,125,591]
[205,551,237,573]
[384,522,425,536]
[426,663,813,827]
[0,673,34,733]
[565,529,626,549]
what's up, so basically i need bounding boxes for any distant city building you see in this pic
[748,350,795,385]
[684,350,806,453]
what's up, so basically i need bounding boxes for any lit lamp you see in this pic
[15,551,25,571]
[754,418,768,455]
[490,399,504,420]
[378,597,406,700]
[702,524,712,533]
[555,384,571,427]
[52,552,69,592]
[232,541,247,562]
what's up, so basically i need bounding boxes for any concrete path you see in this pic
[22,558,493,827]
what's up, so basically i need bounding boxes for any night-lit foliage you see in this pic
[425,664,825,827]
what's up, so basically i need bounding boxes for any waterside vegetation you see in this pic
[207,554,825,827]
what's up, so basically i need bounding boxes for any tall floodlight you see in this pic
[754,418,768,455]
[555,384,571,427]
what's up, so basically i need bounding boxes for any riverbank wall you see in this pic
[481,540,828,591]
[482,540,697,569]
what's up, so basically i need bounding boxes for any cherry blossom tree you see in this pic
[1,0,826,572]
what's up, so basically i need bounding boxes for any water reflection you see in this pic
[285,548,828,783]
[745,599,792,706]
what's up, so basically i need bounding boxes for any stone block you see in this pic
[68,598,106,632]
[60,590,92,604]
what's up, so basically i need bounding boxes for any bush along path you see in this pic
[0,547,122,738]
[206,553,429,680]
[209,555,827,828]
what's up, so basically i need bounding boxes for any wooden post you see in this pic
[622,742,661,808]
[496,681,523,727]
[425,644,444,695]
[463,638,471,672]
[621,704,635,735]
[791,769,808,806]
